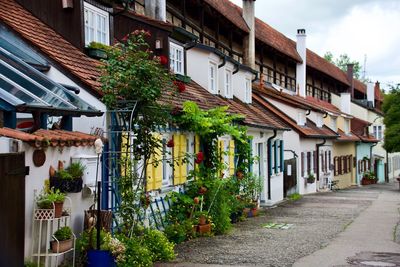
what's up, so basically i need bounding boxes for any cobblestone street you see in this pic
[158,182,400,267]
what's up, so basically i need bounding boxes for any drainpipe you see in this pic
[267,129,277,200]
[316,139,326,182]
[386,150,389,182]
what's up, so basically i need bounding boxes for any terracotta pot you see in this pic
[54,201,64,218]
[251,208,258,217]
[197,223,211,234]
[198,215,207,225]
[51,238,73,253]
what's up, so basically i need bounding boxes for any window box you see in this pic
[175,73,191,83]
[85,47,108,60]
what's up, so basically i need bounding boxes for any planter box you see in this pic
[197,223,211,234]
[86,48,107,60]
[51,238,73,253]
[175,73,191,83]
[50,176,83,193]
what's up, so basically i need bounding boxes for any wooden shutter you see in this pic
[328,151,332,171]
[334,157,337,176]
[348,156,352,173]
[194,134,200,170]
[367,159,371,170]
[173,134,181,185]
[313,151,317,173]
[321,153,324,173]
[338,156,342,175]
[147,133,162,191]
[307,152,311,175]
[325,151,328,172]
[179,134,187,184]
[280,140,284,172]
[229,140,235,176]
[301,152,305,177]
[358,160,361,174]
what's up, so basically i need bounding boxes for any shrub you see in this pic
[288,193,302,201]
[164,220,196,244]
[141,229,175,262]
[118,235,153,267]
[56,169,73,180]
[67,162,86,179]
[54,227,72,241]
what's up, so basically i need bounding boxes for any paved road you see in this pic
[158,182,400,267]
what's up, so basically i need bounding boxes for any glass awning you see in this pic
[0,47,102,116]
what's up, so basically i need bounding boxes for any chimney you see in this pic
[340,92,351,114]
[296,29,306,98]
[346,63,354,98]
[375,81,381,109]
[242,0,256,69]
[145,0,166,22]
[367,82,375,107]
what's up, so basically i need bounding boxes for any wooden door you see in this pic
[284,158,297,197]
[0,152,26,267]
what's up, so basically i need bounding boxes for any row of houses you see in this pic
[0,0,399,263]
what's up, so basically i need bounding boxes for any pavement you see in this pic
[158,181,400,267]
[293,182,400,267]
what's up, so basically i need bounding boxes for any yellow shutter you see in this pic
[194,135,200,170]
[180,134,187,184]
[146,133,162,191]
[173,134,181,185]
[120,131,129,178]
[229,140,235,176]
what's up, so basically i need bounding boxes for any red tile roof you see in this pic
[351,117,378,143]
[305,96,342,116]
[0,0,103,96]
[164,81,289,130]
[0,127,98,148]
[253,94,338,139]
[336,129,360,142]
[354,79,366,94]
[375,83,384,101]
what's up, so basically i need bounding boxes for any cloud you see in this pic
[229,0,400,86]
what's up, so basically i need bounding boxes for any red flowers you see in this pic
[195,151,204,164]
[159,55,168,65]
[174,81,186,93]
[166,139,174,148]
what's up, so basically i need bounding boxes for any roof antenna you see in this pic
[362,54,367,81]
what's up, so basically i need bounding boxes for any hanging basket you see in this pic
[50,176,83,193]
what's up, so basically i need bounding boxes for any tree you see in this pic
[382,84,400,153]
[324,52,362,79]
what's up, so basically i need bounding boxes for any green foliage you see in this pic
[324,51,362,79]
[67,162,86,179]
[24,261,43,267]
[117,235,153,267]
[87,41,110,50]
[383,87,400,152]
[240,173,263,204]
[56,169,73,180]
[164,219,197,244]
[141,229,175,262]
[307,173,316,183]
[36,188,65,208]
[288,193,302,201]
[54,226,72,241]
[206,179,232,234]
[363,171,376,180]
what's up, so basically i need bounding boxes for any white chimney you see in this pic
[242,0,256,69]
[145,0,166,22]
[296,29,307,98]
[367,82,375,107]
[340,92,351,114]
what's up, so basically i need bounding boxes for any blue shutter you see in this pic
[280,140,284,172]
[274,140,278,174]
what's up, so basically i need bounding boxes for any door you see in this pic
[0,152,26,267]
[284,158,297,197]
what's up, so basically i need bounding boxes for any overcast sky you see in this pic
[230,0,400,89]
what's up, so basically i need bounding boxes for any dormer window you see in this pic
[245,78,251,103]
[169,42,184,75]
[344,119,350,134]
[297,111,306,126]
[331,117,337,132]
[316,114,323,128]
[224,69,232,98]
[84,2,110,46]
[209,62,217,93]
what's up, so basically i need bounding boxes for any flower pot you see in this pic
[87,250,116,267]
[51,238,73,253]
[50,176,83,193]
[197,223,211,234]
[250,208,258,217]
[86,48,108,60]
[198,214,207,225]
[54,201,64,218]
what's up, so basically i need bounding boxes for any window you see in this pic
[373,125,383,140]
[245,78,251,103]
[298,111,306,126]
[169,42,184,75]
[331,117,337,131]
[344,119,350,134]
[224,69,232,98]
[84,2,109,46]
[316,114,323,128]
[209,62,217,93]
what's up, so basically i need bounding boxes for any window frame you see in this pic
[208,61,217,94]
[224,69,232,98]
[245,78,251,103]
[84,2,110,46]
[169,42,184,75]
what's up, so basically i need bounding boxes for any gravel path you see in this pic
[161,187,381,267]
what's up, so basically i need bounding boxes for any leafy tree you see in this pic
[324,51,362,79]
[382,84,400,152]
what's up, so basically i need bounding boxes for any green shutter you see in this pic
[280,140,284,172]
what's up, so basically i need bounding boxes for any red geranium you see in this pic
[195,151,204,164]
[174,81,186,93]
[159,55,168,65]
[166,139,174,148]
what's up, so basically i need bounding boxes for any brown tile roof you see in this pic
[117,7,173,31]
[0,127,97,148]
[351,117,378,143]
[306,50,350,86]
[336,129,360,142]
[253,94,338,139]
[375,83,384,101]
[354,79,367,94]
[164,81,288,130]
[305,96,342,116]
[0,0,102,96]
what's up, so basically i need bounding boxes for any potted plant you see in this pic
[194,211,212,234]
[85,42,109,59]
[51,226,73,253]
[50,162,85,193]
[361,171,376,185]
[36,188,66,218]
[307,173,315,184]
